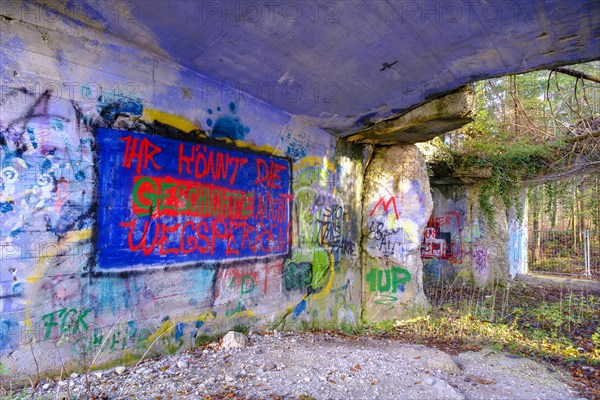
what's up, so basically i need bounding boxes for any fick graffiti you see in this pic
[96,129,293,270]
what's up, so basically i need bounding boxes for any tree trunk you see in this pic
[572,181,578,248]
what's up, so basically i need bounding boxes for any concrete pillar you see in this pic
[361,145,432,322]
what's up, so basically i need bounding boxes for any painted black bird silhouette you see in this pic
[380,60,398,71]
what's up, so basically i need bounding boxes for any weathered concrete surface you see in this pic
[508,188,529,278]
[0,10,364,382]
[12,332,584,400]
[450,348,581,400]
[465,184,511,286]
[516,274,600,294]
[422,184,525,287]
[349,86,475,145]
[361,145,432,322]
[31,1,600,134]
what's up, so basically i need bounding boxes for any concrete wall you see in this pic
[361,146,432,322]
[421,184,528,285]
[0,12,364,380]
[0,4,529,383]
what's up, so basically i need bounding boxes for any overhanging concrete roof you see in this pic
[33,0,600,136]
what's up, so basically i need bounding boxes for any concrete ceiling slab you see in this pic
[34,0,600,136]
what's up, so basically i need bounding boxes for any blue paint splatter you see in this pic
[127,321,137,338]
[9,227,23,237]
[292,299,307,319]
[286,143,307,160]
[211,116,250,140]
[26,126,37,149]
[206,103,250,140]
[11,282,24,296]
[51,119,64,132]
[41,159,53,173]
[0,202,14,213]
[195,320,204,329]
[75,170,86,181]
[175,323,185,341]
[0,319,18,352]
[97,94,143,124]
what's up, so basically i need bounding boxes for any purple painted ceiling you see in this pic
[47,1,600,136]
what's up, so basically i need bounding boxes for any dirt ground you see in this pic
[6,274,599,400]
[10,331,590,400]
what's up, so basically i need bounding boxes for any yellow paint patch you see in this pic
[295,156,335,173]
[231,310,256,318]
[232,139,283,156]
[387,213,398,230]
[193,311,216,324]
[24,300,32,328]
[295,156,337,194]
[147,319,174,344]
[142,109,198,133]
[147,311,216,343]
[26,229,92,283]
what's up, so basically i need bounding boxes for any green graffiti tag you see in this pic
[225,275,256,317]
[365,267,411,293]
[41,308,92,340]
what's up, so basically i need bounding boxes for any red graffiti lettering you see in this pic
[255,159,286,189]
[369,197,399,219]
[132,175,255,219]
[120,135,162,174]
[178,144,247,184]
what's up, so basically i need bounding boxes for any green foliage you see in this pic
[461,132,555,217]
[194,333,222,347]
[366,281,600,370]
[592,327,600,347]
[434,61,600,224]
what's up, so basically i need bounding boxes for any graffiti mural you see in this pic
[0,88,96,355]
[365,266,412,310]
[278,155,360,324]
[96,128,293,270]
[361,148,433,323]
[0,10,363,379]
[508,219,527,277]
[421,212,463,263]
[365,179,427,263]
[473,246,489,278]
[420,186,472,282]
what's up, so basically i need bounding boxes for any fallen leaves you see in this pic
[465,375,496,385]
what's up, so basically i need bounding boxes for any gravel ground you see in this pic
[11,331,588,400]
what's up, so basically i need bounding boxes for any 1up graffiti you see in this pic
[365,267,411,293]
[366,266,412,310]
